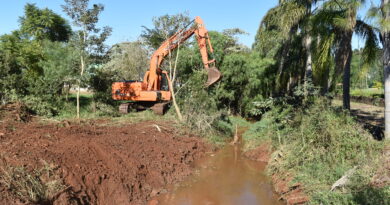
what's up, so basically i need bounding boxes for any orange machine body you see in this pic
[112,72,172,101]
[112,16,220,109]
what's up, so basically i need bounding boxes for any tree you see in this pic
[141,13,191,80]
[141,13,191,121]
[141,13,191,50]
[369,0,390,139]
[62,0,112,119]
[253,0,317,97]
[105,41,148,81]
[37,41,79,99]
[20,4,72,42]
[316,0,379,110]
[381,0,390,139]
[0,3,73,106]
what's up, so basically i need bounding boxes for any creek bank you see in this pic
[243,143,309,205]
[0,106,211,205]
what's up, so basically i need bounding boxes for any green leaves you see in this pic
[62,0,112,57]
[19,4,72,42]
[103,41,149,81]
[141,13,191,49]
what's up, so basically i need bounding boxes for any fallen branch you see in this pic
[152,124,162,132]
[330,166,357,191]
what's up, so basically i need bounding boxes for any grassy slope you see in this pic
[241,99,389,204]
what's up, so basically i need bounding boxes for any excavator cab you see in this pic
[206,66,221,86]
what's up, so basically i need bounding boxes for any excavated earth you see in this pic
[0,104,210,205]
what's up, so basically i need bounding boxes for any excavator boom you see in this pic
[145,16,221,90]
[112,16,221,114]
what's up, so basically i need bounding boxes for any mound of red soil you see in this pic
[0,119,209,205]
[244,143,272,163]
[0,102,32,123]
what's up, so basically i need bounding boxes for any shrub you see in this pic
[177,70,230,135]
[244,98,386,204]
[23,96,59,117]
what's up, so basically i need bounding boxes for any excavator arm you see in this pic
[144,16,221,91]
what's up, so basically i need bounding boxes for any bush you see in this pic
[23,96,59,117]
[244,98,386,204]
[177,70,230,135]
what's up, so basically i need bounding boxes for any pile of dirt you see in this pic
[0,102,32,123]
[0,119,210,205]
[272,175,309,205]
[244,143,272,163]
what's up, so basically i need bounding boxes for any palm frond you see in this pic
[355,19,380,66]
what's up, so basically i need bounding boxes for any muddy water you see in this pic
[155,145,282,205]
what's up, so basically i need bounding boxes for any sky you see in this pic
[0,0,382,48]
[0,0,278,47]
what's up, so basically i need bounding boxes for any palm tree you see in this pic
[314,0,379,109]
[368,0,390,139]
[382,0,390,140]
[254,0,318,96]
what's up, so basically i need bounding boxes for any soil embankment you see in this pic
[244,144,309,205]
[0,105,210,204]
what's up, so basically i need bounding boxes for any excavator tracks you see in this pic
[119,103,131,114]
[150,102,170,115]
[118,102,170,115]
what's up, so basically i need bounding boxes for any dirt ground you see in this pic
[0,104,210,205]
[332,99,385,140]
[332,100,384,127]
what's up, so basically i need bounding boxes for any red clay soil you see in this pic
[244,143,272,163]
[0,105,210,205]
[244,143,309,205]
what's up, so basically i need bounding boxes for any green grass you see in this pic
[53,93,118,120]
[228,115,252,128]
[350,88,384,98]
[240,98,389,204]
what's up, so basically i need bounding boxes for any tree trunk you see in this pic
[304,35,313,99]
[168,80,183,121]
[77,55,85,120]
[76,82,80,119]
[382,0,390,139]
[335,31,353,110]
[303,3,313,100]
[343,49,352,110]
[170,38,183,121]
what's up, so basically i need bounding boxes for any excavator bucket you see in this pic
[205,66,222,86]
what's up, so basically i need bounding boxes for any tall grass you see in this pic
[242,98,389,204]
[0,161,67,204]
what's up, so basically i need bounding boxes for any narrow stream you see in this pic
[154,143,282,205]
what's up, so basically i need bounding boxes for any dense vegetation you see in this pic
[0,0,389,204]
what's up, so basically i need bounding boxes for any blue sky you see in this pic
[0,0,382,48]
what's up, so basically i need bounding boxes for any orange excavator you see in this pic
[112,16,221,114]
